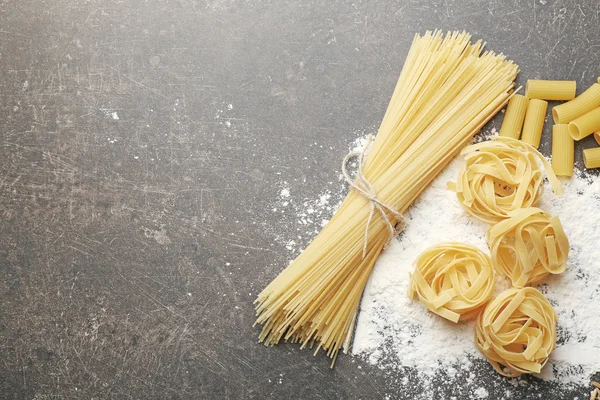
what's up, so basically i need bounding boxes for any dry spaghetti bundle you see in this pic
[255,31,518,364]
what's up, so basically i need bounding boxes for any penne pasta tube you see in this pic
[552,124,574,176]
[521,99,548,148]
[552,83,600,124]
[583,147,600,169]
[499,94,529,139]
[526,79,576,101]
[568,107,600,140]
[595,132,600,145]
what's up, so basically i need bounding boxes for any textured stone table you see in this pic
[1,0,598,398]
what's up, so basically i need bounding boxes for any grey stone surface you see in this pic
[0,0,598,399]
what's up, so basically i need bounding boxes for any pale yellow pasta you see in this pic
[525,79,576,101]
[593,382,600,400]
[595,132,600,145]
[499,94,529,139]
[408,242,495,323]
[583,147,600,169]
[568,106,600,140]
[487,207,568,288]
[552,83,600,124]
[475,287,557,377]
[255,31,518,365]
[448,137,563,224]
[552,124,574,176]
[521,99,548,148]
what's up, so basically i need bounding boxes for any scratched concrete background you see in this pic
[0,0,599,399]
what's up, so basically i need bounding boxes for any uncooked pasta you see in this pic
[525,79,576,101]
[254,31,518,364]
[409,242,495,323]
[521,99,548,148]
[475,287,557,377]
[499,94,529,139]
[552,124,574,177]
[584,147,600,169]
[552,83,600,124]
[448,137,562,225]
[487,207,568,288]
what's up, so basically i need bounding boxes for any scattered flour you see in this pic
[270,179,345,253]
[352,144,600,390]
[350,135,369,153]
[270,131,599,396]
[473,387,489,399]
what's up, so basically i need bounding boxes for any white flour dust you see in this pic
[271,132,599,397]
[352,150,600,390]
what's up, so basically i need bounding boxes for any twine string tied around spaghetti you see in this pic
[342,135,407,258]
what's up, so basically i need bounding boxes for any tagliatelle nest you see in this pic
[448,137,563,225]
[475,287,557,377]
[487,207,569,288]
[409,242,495,323]
[590,381,600,400]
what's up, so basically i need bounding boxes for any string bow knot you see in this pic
[342,135,406,257]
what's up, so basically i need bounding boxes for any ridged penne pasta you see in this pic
[583,147,600,169]
[552,83,600,124]
[526,79,576,101]
[521,99,548,148]
[552,124,574,176]
[568,107,600,140]
[499,94,529,139]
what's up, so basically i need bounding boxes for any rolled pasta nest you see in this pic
[409,242,495,323]
[448,137,562,224]
[487,207,569,288]
[475,287,557,377]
